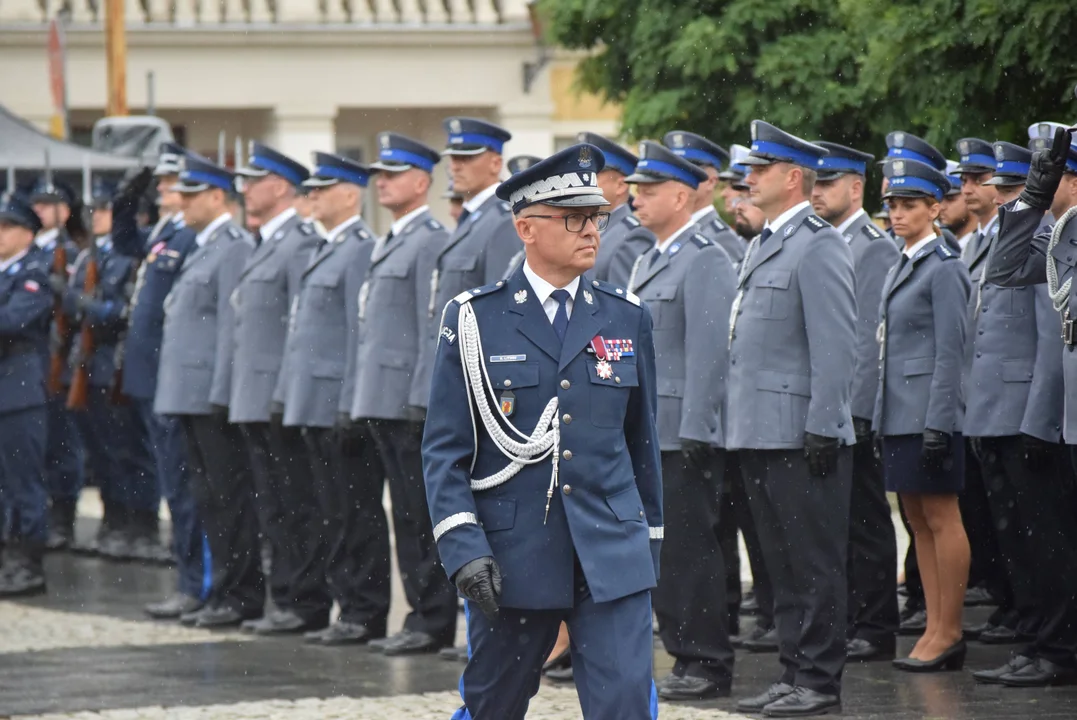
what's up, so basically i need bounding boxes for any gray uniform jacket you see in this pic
[412,193,521,409]
[594,203,656,286]
[351,210,447,421]
[228,214,321,424]
[695,208,746,267]
[844,212,901,421]
[725,207,858,450]
[984,202,1072,441]
[631,229,736,450]
[279,219,374,429]
[873,237,970,436]
[960,220,997,393]
[155,219,254,416]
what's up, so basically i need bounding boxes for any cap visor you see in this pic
[983,175,1025,186]
[301,177,340,188]
[441,146,489,157]
[625,172,669,184]
[815,171,846,181]
[738,155,776,166]
[883,188,934,200]
[172,182,210,194]
[539,194,611,209]
[956,164,995,175]
[0,210,32,229]
[235,166,270,178]
[370,161,413,172]
[153,164,181,177]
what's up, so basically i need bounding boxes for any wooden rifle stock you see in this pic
[47,243,69,396]
[66,249,99,411]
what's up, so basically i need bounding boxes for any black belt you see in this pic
[0,340,37,360]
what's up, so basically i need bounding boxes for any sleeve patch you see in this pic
[440,325,457,345]
[593,279,642,306]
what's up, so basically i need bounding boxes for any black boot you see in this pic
[98,505,133,560]
[0,540,47,597]
[45,498,78,552]
[124,509,172,564]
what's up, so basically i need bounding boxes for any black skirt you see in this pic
[882,433,965,495]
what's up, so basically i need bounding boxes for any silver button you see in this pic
[614,376,621,384]
[616,288,624,295]
[563,485,572,495]
[504,379,512,387]
[639,510,644,518]
[562,414,572,424]
[560,379,570,390]
[562,450,572,460]
[592,280,599,287]
[496,281,504,287]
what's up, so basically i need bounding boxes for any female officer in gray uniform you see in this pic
[874,158,971,673]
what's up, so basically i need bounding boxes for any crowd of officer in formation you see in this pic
[2,111,1077,719]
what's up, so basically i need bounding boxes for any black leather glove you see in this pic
[1021,433,1053,472]
[1021,126,1072,210]
[804,432,840,477]
[922,429,952,470]
[454,556,502,621]
[681,438,715,469]
[115,167,154,208]
[853,417,873,445]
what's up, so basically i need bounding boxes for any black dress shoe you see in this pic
[741,592,760,616]
[972,654,1035,684]
[381,630,447,656]
[846,637,896,661]
[898,609,927,636]
[1000,658,1077,687]
[743,626,780,653]
[438,645,470,662]
[368,631,404,651]
[963,586,996,607]
[144,593,204,620]
[195,606,253,629]
[311,621,377,647]
[0,564,47,597]
[241,610,326,636]
[892,640,966,673]
[542,647,571,674]
[656,673,731,701]
[978,625,1031,645]
[179,606,209,627]
[762,686,840,717]
[963,621,995,640]
[897,582,908,597]
[736,683,795,712]
[545,665,574,682]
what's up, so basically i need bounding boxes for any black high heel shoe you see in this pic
[891,640,967,673]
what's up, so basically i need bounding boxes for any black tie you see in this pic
[457,208,471,227]
[551,289,571,343]
[647,247,662,268]
[385,229,395,243]
[759,227,774,245]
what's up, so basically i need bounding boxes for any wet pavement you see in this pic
[2,513,1076,718]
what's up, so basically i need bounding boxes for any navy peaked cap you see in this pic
[663,131,729,170]
[576,132,637,176]
[742,121,827,169]
[955,138,995,174]
[371,132,440,173]
[237,141,310,187]
[507,155,543,175]
[626,140,708,188]
[495,143,609,214]
[814,141,874,179]
[442,117,511,156]
[0,192,44,234]
[174,155,236,194]
[883,131,946,171]
[882,159,950,201]
[984,142,1032,186]
[304,152,371,188]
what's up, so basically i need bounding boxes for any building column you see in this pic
[269,106,336,167]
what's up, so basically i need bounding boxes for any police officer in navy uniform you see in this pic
[29,180,86,552]
[728,121,857,718]
[0,193,53,596]
[276,152,386,646]
[577,132,655,286]
[663,130,745,265]
[625,140,737,700]
[811,141,901,661]
[349,134,458,656]
[111,143,209,619]
[982,122,1077,687]
[423,143,662,720]
[155,156,264,629]
[230,142,329,636]
[413,118,522,415]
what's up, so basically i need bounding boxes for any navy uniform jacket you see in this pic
[0,247,52,414]
[422,267,663,610]
[985,201,1077,441]
[413,193,521,409]
[155,219,255,416]
[725,207,858,449]
[843,212,901,422]
[694,207,746,267]
[352,210,447,421]
[593,203,655,286]
[631,230,735,450]
[62,237,137,387]
[873,237,970,436]
[113,208,199,400]
[278,218,374,428]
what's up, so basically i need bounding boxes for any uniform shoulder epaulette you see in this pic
[803,215,829,232]
[352,226,371,241]
[226,226,241,239]
[591,278,641,307]
[426,218,443,231]
[935,243,957,260]
[453,280,507,305]
[690,233,711,248]
[861,222,885,240]
[711,217,728,231]
[624,215,641,228]
[297,221,315,236]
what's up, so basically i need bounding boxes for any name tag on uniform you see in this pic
[489,354,526,363]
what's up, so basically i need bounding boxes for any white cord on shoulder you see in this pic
[1047,205,1077,312]
[457,301,561,520]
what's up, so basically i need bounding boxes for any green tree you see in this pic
[541,0,1077,157]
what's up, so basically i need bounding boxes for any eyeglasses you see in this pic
[523,211,611,232]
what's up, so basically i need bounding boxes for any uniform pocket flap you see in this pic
[442,256,478,272]
[379,350,415,371]
[587,363,639,388]
[1002,359,1034,383]
[490,361,539,390]
[756,370,811,396]
[756,270,791,289]
[656,377,685,398]
[312,359,345,380]
[651,286,678,301]
[379,265,410,279]
[903,357,935,377]
[605,486,645,523]
[309,275,341,289]
[477,498,516,532]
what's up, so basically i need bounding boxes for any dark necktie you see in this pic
[551,289,571,343]
[385,229,395,243]
[647,247,663,268]
[457,208,471,227]
[759,227,774,245]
